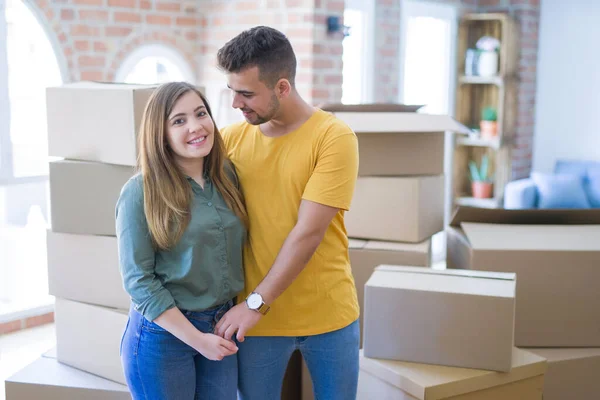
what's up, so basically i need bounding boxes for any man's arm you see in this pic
[215,199,338,341]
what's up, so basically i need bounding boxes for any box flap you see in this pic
[320,103,424,113]
[363,239,430,253]
[349,239,368,249]
[450,206,600,227]
[461,222,600,251]
[332,112,471,134]
[50,81,157,90]
[374,265,515,280]
[527,348,600,363]
[367,265,515,298]
[359,348,547,400]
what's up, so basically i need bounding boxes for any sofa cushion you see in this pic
[531,172,591,209]
[554,160,589,178]
[586,171,600,208]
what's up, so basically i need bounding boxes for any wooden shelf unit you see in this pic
[451,12,519,208]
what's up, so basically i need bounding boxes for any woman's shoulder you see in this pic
[119,173,144,202]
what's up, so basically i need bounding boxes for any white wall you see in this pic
[533,0,600,173]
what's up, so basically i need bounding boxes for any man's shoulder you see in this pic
[220,120,251,139]
[312,109,357,142]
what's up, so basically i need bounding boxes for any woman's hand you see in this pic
[192,333,238,361]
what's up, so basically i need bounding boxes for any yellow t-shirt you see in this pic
[221,109,360,336]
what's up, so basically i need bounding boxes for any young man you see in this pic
[214,26,360,400]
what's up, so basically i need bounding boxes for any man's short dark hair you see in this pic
[217,26,297,88]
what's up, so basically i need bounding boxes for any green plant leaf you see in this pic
[469,161,481,182]
[480,155,489,181]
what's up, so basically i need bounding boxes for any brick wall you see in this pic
[478,0,540,180]
[200,0,344,108]
[28,0,202,82]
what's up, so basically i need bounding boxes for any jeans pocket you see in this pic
[120,317,130,356]
[140,317,170,334]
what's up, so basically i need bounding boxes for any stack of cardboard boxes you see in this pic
[447,206,600,399]
[324,104,471,342]
[5,82,156,399]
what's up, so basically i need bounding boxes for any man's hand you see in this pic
[215,302,262,342]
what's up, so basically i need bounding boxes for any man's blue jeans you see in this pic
[120,300,237,400]
[237,319,360,400]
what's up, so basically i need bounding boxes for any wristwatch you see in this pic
[245,292,270,316]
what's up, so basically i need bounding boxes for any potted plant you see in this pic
[480,107,497,139]
[469,155,493,199]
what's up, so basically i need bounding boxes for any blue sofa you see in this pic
[504,160,600,209]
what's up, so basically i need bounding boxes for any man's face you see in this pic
[227,66,280,125]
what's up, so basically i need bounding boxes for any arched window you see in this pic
[1,0,64,315]
[116,44,195,84]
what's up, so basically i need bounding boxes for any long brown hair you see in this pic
[137,82,248,250]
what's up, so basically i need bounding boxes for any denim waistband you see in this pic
[179,298,234,318]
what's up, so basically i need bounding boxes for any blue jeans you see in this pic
[120,300,237,400]
[238,319,359,400]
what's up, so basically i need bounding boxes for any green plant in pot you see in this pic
[469,155,493,199]
[480,107,497,140]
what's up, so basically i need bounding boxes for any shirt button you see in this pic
[207,202,212,206]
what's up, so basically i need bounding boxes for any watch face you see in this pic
[247,293,262,309]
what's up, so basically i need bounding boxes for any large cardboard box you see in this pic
[5,354,130,400]
[446,206,600,347]
[47,82,155,166]
[363,265,516,372]
[49,160,134,236]
[55,298,128,385]
[526,348,600,400]
[349,238,431,343]
[357,348,547,400]
[346,175,444,243]
[323,107,470,176]
[47,231,130,310]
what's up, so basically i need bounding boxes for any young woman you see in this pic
[116,81,248,400]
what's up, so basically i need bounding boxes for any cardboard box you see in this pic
[346,175,445,243]
[526,348,600,400]
[55,298,128,385]
[325,109,469,176]
[5,354,130,400]
[49,160,134,236]
[349,238,431,343]
[47,82,155,166]
[357,348,547,400]
[446,206,600,347]
[363,265,516,372]
[47,231,130,310]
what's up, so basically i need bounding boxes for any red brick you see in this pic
[478,0,501,6]
[212,17,226,26]
[106,26,133,36]
[176,17,197,26]
[58,32,67,43]
[74,0,103,4]
[146,14,172,25]
[81,71,104,81]
[94,41,109,52]
[108,0,136,7]
[311,88,329,98]
[156,1,180,11]
[185,31,198,41]
[79,10,109,21]
[236,1,258,11]
[324,74,342,84]
[24,312,54,329]
[328,1,345,12]
[0,320,23,335]
[60,8,75,20]
[71,24,95,36]
[115,11,142,23]
[140,0,152,9]
[79,55,105,67]
[74,40,90,51]
[235,14,261,25]
[286,27,313,39]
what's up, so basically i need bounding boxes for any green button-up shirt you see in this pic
[115,173,245,321]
